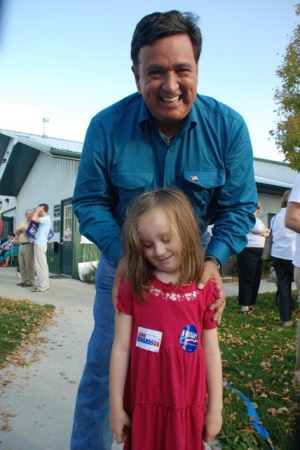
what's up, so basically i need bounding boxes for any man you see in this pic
[71,11,257,450]
[30,203,51,292]
[15,209,35,287]
[285,175,300,385]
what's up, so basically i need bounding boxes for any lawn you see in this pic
[219,290,300,449]
[0,297,55,367]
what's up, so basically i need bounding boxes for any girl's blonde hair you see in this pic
[123,188,204,301]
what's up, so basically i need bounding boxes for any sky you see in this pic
[0,0,298,162]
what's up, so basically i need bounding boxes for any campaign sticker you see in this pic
[136,327,162,353]
[179,324,198,353]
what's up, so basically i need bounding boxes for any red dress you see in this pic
[117,277,218,450]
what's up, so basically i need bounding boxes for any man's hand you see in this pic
[112,256,128,312]
[197,261,226,324]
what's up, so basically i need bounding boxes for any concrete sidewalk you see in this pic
[0,267,278,450]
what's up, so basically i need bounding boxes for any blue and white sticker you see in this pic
[179,324,198,352]
[136,327,162,353]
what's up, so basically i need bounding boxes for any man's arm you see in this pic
[16,225,26,237]
[72,120,122,267]
[199,117,257,322]
[285,202,300,233]
[205,118,257,265]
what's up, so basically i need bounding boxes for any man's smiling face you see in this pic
[132,34,198,131]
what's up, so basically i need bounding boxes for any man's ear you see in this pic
[132,66,141,93]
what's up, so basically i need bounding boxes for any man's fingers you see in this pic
[211,298,226,324]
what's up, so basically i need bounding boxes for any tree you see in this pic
[270,3,300,169]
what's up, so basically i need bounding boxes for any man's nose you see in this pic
[162,71,179,92]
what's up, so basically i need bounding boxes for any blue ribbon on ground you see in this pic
[224,379,275,450]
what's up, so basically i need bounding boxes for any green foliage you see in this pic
[82,263,98,284]
[219,291,300,449]
[0,298,55,366]
[270,3,300,168]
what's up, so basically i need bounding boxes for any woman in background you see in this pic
[237,202,270,314]
[271,190,296,327]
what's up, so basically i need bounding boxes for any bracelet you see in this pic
[204,255,221,269]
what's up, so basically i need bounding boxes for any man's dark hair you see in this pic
[130,10,202,67]
[39,203,49,213]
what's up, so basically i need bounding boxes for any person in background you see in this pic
[30,204,51,292]
[71,10,257,449]
[237,202,270,314]
[0,232,16,266]
[0,210,3,236]
[271,190,296,327]
[285,175,300,384]
[15,209,35,287]
[0,232,16,256]
[110,189,222,450]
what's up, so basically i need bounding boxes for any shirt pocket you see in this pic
[111,170,153,203]
[183,169,226,210]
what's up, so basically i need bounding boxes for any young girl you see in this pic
[109,188,223,450]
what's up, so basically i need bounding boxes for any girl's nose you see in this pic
[154,242,166,257]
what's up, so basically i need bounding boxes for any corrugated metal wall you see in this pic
[254,158,299,184]
[16,153,78,224]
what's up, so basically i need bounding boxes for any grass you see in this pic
[0,297,55,367]
[219,290,300,449]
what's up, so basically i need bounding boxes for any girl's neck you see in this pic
[153,269,179,284]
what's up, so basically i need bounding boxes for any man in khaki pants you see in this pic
[16,209,35,287]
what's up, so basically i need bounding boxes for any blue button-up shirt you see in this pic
[72,93,257,267]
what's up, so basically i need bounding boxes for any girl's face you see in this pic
[138,209,182,276]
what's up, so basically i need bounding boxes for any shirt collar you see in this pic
[138,97,197,132]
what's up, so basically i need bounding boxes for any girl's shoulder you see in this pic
[118,278,135,315]
[204,280,218,300]
[119,277,133,297]
[188,279,218,305]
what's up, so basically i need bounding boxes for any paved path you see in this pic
[0,267,278,450]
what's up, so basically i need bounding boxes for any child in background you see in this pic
[109,188,223,450]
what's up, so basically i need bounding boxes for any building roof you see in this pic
[0,130,82,196]
[255,175,293,188]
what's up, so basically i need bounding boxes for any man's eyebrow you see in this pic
[146,64,164,72]
[146,62,194,72]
